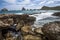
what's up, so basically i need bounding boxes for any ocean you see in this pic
[0,10,60,28]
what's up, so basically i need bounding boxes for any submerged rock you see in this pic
[52,12,60,16]
[42,21,60,40]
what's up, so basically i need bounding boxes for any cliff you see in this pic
[41,6,60,10]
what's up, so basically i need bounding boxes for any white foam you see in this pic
[15,13,24,15]
[30,12,54,27]
[30,12,54,21]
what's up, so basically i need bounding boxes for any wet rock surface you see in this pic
[52,12,60,16]
[42,21,60,40]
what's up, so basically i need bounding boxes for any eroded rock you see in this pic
[23,34,42,40]
[42,21,60,40]
[21,25,32,33]
[0,14,36,40]
[34,27,44,35]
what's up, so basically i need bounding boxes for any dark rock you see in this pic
[22,7,26,11]
[0,31,3,40]
[41,6,60,10]
[42,21,60,40]
[52,12,60,16]
[1,8,8,12]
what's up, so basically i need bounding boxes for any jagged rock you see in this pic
[34,27,44,35]
[0,14,36,40]
[0,20,10,28]
[52,12,60,16]
[0,18,14,28]
[21,25,32,33]
[23,34,42,40]
[22,7,26,11]
[16,20,24,31]
[0,14,36,28]
[5,31,18,40]
[42,21,60,40]
[20,14,36,25]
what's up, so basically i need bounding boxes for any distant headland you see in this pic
[0,6,60,12]
[41,6,60,10]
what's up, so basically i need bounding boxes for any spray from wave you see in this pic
[30,12,60,28]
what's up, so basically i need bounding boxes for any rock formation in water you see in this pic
[52,12,60,16]
[1,8,8,12]
[22,7,26,11]
[42,21,60,40]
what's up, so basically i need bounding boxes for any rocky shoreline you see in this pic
[0,14,60,40]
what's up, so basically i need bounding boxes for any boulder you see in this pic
[0,18,14,28]
[42,21,60,40]
[23,34,42,40]
[52,12,60,16]
[16,20,24,31]
[21,25,32,33]
[20,14,36,25]
[5,31,18,40]
[34,27,44,35]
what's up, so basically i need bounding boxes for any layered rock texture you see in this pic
[0,14,43,40]
[0,14,60,40]
[42,21,60,40]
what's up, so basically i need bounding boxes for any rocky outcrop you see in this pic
[1,8,8,12]
[34,27,44,35]
[0,14,36,40]
[42,21,60,40]
[23,34,42,40]
[0,14,36,28]
[41,6,60,10]
[52,12,60,16]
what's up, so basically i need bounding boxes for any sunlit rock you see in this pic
[23,34,42,40]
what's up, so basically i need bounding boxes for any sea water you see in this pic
[0,10,60,28]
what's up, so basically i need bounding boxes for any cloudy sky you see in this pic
[0,0,60,10]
